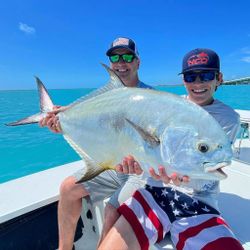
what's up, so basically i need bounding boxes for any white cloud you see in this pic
[19,22,36,34]
[241,56,250,63]
[240,47,250,54]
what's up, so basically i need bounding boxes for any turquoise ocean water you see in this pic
[0,85,249,184]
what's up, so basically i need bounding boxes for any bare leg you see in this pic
[98,203,120,246]
[98,215,140,250]
[58,176,89,250]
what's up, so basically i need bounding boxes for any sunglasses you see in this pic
[109,54,135,63]
[184,71,217,83]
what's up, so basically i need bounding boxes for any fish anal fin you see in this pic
[99,161,116,170]
[125,118,160,148]
[76,160,115,183]
[63,134,111,183]
[75,162,105,183]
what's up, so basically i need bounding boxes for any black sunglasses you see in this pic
[109,54,135,63]
[184,71,218,83]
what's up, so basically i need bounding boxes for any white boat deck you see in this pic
[219,159,250,249]
[0,160,85,224]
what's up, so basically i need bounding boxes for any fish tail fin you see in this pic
[5,76,54,126]
[5,113,46,126]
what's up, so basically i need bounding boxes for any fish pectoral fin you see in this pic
[76,160,105,184]
[125,118,160,148]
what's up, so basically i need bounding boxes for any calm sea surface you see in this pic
[0,85,249,183]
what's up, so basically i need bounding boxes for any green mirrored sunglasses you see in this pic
[109,54,135,63]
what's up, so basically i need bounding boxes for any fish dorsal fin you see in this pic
[35,76,54,113]
[68,63,126,108]
[101,63,126,88]
[125,118,160,148]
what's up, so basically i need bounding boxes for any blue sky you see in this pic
[0,0,250,90]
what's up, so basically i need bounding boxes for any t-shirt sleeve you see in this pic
[225,119,241,144]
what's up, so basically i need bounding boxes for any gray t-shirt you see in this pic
[203,99,240,144]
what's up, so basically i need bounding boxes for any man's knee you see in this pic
[59,176,89,200]
[98,203,120,244]
[104,203,120,225]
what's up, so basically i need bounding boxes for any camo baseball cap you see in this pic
[106,37,139,57]
[180,48,220,74]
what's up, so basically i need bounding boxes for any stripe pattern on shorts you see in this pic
[118,187,243,250]
[118,188,172,250]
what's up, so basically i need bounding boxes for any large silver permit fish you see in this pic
[6,64,233,182]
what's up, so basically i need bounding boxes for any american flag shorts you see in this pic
[118,185,243,250]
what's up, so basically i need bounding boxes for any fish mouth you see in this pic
[203,161,231,179]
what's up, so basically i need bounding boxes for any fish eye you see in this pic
[198,143,209,153]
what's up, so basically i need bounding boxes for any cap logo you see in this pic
[113,38,129,47]
[187,52,209,66]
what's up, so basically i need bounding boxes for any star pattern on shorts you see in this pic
[173,208,181,216]
[201,206,210,212]
[181,202,189,210]
[174,192,180,201]
[160,201,165,207]
[145,185,219,221]
[161,188,168,197]
[169,200,175,208]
